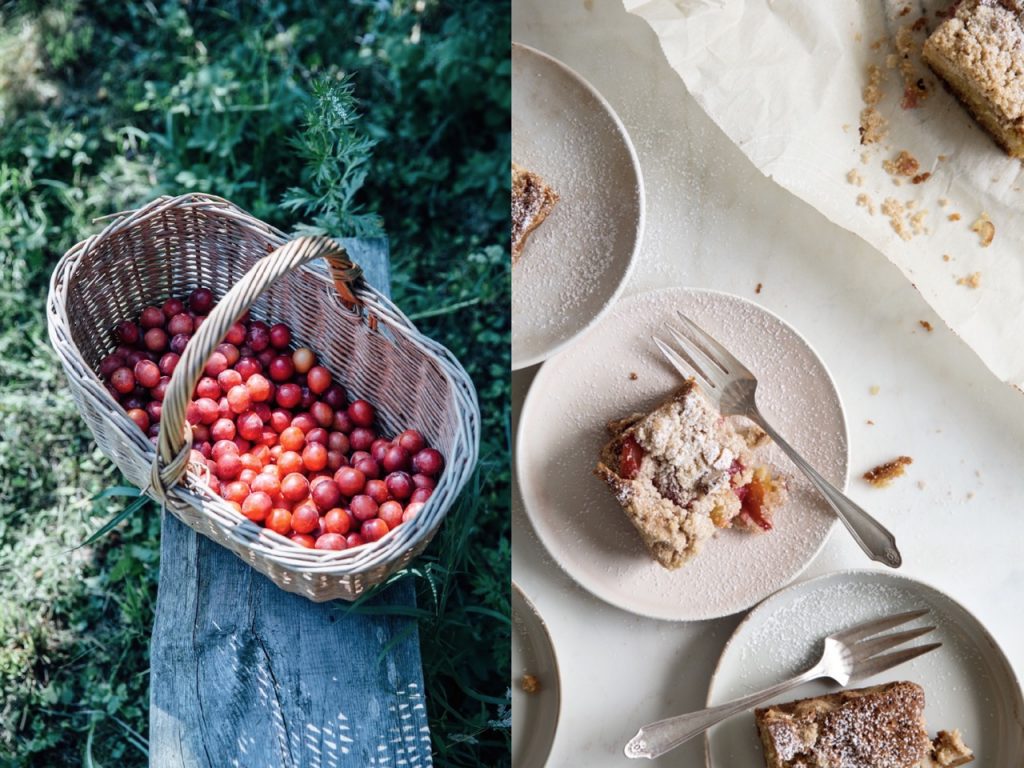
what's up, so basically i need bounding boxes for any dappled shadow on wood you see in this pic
[150,513,433,767]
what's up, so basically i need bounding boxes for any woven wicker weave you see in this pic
[47,193,479,602]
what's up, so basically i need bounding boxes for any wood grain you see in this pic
[150,239,433,767]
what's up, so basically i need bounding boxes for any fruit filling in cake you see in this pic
[755,681,974,768]
[923,0,1024,158]
[594,379,784,570]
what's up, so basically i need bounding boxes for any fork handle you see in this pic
[623,663,825,759]
[750,411,902,568]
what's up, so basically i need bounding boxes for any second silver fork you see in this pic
[654,310,902,568]
[624,609,940,759]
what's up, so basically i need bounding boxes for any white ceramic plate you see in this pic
[511,42,644,370]
[517,287,847,621]
[705,570,1024,766]
[512,582,561,768]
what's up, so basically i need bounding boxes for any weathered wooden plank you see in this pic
[150,239,433,767]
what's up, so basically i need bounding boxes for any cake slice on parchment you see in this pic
[594,379,785,570]
[511,162,558,263]
[754,681,974,768]
[923,0,1024,158]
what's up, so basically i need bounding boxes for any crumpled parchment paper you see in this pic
[626,0,1024,387]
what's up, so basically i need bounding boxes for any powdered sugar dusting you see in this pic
[706,571,1019,765]
[511,44,643,367]
[517,287,847,620]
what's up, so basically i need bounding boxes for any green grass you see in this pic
[0,1,509,765]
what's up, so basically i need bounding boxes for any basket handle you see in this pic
[151,236,362,497]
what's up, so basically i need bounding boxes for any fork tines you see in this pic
[838,609,942,680]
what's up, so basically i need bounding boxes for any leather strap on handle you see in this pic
[150,236,362,499]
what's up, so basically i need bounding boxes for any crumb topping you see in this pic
[925,0,1024,126]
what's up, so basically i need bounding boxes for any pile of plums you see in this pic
[98,287,444,550]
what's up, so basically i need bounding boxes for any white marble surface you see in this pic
[511,1,1024,766]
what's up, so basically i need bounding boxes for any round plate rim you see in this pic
[702,567,1024,766]
[516,286,848,621]
[510,40,646,371]
[512,579,562,768]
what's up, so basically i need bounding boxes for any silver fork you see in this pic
[654,310,902,568]
[624,609,940,759]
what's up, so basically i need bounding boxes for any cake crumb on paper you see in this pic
[866,419,875,425]
[755,282,763,294]
[917,480,926,490]
[942,254,951,262]
[911,172,931,184]
[919,320,933,331]
[970,213,995,246]
[883,150,920,176]
[938,197,949,207]
[847,168,864,186]
[860,107,888,145]
[628,372,638,381]
[856,193,876,215]
[863,456,913,487]
[869,385,881,395]
[910,210,928,235]
[957,272,981,288]
[895,26,929,108]
[881,197,912,240]
[947,212,961,222]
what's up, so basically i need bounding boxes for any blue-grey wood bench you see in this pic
[149,240,433,767]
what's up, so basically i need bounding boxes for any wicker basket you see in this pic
[47,193,479,602]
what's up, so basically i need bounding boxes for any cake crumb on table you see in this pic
[919,320,933,331]
[864,456,913,487]
[957,272,981,288]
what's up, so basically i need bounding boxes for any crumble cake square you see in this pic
[923,0,1024,157]
[594,379,783,570]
